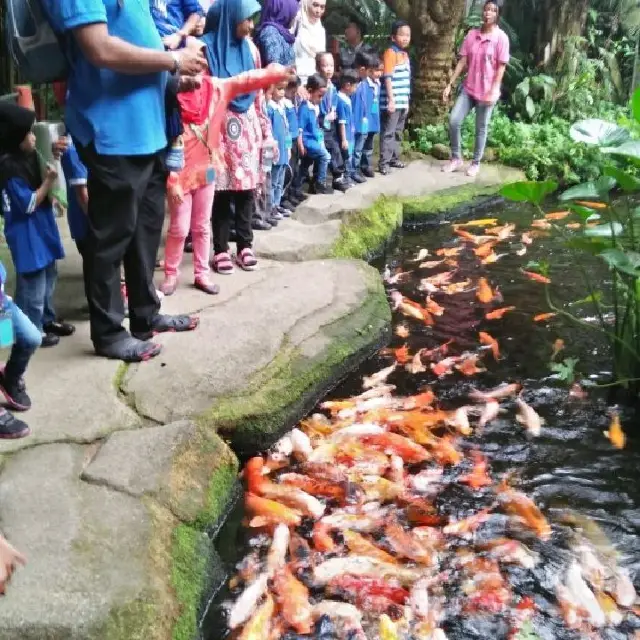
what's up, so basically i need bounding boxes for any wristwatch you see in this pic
[170,51,181,74]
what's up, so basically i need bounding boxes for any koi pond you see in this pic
[205,199,640,640]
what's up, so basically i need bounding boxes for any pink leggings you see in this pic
[164,183,215,279]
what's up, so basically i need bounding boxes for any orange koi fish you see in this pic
[533,312,557,322]
[469,383,521,401]
[604,411,625,449]
[394,344,410,364]
[421,340,454,361]
[443,507,492,536]
[405,351,427,374]
[245,493,302,528]
[400,298,435,326]
[272,567,314,634]
[459,451,493,490]
[312,521,336,552]
[384,519,434,565]
[575,200,607,209]
[430,434,463,466]
[430,357,458,378]
[522,270,551,284]
[482,251,507,265]
[565,222,582,230]
[498,482,552,540]
[455,354,487,376]
[544,210,570,220]
[485,306,516,320]
[419,259,446,269]
[486,223,516,240]
[401,388,437,409]
[456,218,499,228]
[425,296,445,316]
[476,277,494,304]
[531,219,552,230]
[328,575,410,606]
[343,530,399,565]
[479,331,500,360]
[454,228,480,242]
[551,338,565,359]
[474,241,498,258]
[237,593,274,640]
[443,279,473,295]
[361,432,429,464]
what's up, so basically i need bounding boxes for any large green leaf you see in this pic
[633,87,640,124]
[559,176,616,201]
[584,222,624,237]
[599,248,640,277]
[499,180,558,205]
[568,203,601,221]
[525,96,535,119]
[603,165,640,192]
[570,119,631,147]
[602,141,640,160]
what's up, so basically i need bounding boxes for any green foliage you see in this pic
[500,88,640,394]
[550,358,580,385]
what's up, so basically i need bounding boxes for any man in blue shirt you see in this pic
[41,0,206,362]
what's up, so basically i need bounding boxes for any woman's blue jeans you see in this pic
[449,89,495,163]
[4,297,42,381]
[14,262,57,332]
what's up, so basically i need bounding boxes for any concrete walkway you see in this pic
[0,159,523,640]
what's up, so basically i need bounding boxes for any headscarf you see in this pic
[294,0,326,79]
[257,0,299,45]
[202,0,261,113]
[0,102,40,190]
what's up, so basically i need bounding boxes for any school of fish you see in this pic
[220,211,635,639]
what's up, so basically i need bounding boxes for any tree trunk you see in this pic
[384,0,466,126]
[534,0,589,66]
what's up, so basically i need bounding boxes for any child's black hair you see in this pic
[354,51,369,70]
[338,69,359,90]
[286,74,301,90]
[315,51,333,70]
[365,52,381,70]
[347,19,366,37]
[391,19,410,36]
[306,73,328,92]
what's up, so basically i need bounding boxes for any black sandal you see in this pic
[95,337,162,363]
[131,313,199,341]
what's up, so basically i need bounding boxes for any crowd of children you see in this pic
[0,14,412,440]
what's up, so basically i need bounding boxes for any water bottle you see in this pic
[262,143,274,173]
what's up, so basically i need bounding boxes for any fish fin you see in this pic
[516,414,524,424]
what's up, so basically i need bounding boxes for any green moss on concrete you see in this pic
[101,597,158,640]
[330,197,403,259]
[200,266,390,455]
[402,183,502,220]
[113,362,129,393]
[171,524,209,640]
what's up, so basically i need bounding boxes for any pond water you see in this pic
[205,200,640,640]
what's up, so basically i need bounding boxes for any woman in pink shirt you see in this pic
[441,1,509,177]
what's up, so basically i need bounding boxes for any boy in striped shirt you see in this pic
[379,20,411,175]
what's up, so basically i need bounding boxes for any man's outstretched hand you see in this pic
[0,535,26,595]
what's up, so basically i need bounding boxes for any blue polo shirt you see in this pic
[1,179,65,275]
[299,101,325,154]
[337,91,355,148]
[365,77,381,134]
[267,100,289,167]
[61,142,89,242]
[151,0,203,39]
[351,80,369,136]
[43,0,168,156]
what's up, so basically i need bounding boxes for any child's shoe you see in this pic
[292,190,308,202]
[442,158,463,173]
[43,320,75,337]
[0,409,30,439]
[332,177,350,192]
[390,160,406,169]
[252,219,272,231]
[194,276,220,295]
[41,333,60,348]
[312,182,333,195]
[277,205,293,217]
[159,275,178,297]
[466,162,480,178]
[351,172,367,184]
[361,167,375,178]
[0,369,31,411]
[166,136,185,172]
[270,208,284,221]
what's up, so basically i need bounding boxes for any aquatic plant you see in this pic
[500,88,640,396]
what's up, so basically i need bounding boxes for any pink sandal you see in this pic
[212,252,234,275]
[236,248,258,271]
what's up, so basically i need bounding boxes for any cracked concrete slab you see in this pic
[123,260,374,424]
[0,443,155,639]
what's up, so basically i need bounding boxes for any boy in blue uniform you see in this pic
[267,81,292,219]
[294,74,332,195]
[281,76,305,210]
[360,53,383,178]
[336,70,359,186]
[350,53,371,184]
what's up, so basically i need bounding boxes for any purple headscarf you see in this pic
[258,0,299,44]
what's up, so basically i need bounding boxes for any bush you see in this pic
[412,104,632,185]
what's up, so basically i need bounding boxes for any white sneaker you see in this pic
[442,158,463,173]
[466,163,480,178]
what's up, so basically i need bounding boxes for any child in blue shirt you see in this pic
[294,74,332,195]
[355,53,382,178]
[267,81,292,219]
[151,0,204,49]
[281,76,305,209]
[0,103,74,351]
[336,70,359,185]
